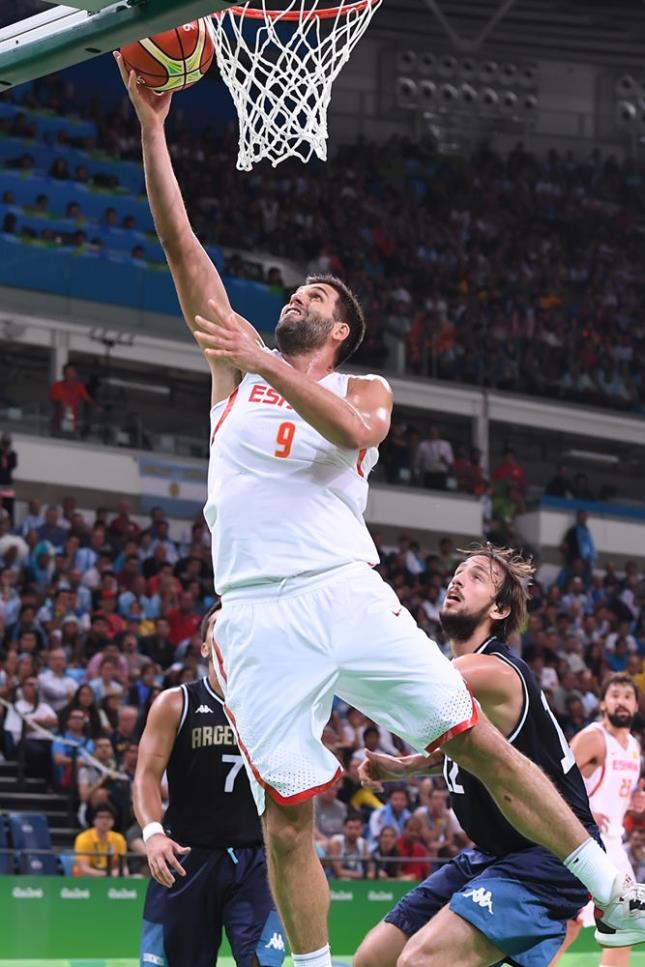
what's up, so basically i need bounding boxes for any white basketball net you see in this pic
[211,0,381,170]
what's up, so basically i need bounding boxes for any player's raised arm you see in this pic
[133,688,191,887]
[114,52,260,405]
[195,306,393,448]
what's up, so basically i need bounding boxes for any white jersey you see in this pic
[583,722,640,844]
[204,356,380,594]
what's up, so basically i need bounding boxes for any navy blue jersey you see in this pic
[443,637,595,857]
[163,677,262,849]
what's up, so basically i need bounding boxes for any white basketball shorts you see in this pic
[579,835,635,927]
[212,562,476,813]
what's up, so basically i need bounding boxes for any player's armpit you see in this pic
[452,654,523,738]
[569,726,605,778]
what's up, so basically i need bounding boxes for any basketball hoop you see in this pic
[210,0,382,170]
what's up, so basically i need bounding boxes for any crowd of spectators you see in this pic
[0,490,643,877]
[2,75,645,411]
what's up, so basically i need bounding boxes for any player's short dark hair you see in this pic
[94,802,116,820]
[458,543,535,638]
[600,673,639,703]
[199,601,221,643]
[305,273,366,365]
[345,810,364,825]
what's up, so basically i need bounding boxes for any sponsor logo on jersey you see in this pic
[60,887,90,899]
[12,886,43,899]
[265,932,286,951]
[463,887,494,914]
[195,704,214,714]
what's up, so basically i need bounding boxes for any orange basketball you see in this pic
[120,18,215,93]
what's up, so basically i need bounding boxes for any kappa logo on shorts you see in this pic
[195,704,214,713]
[392,608,402,617]
[463,887,494,914]
[265,932,286,951]
[142,954,164,965]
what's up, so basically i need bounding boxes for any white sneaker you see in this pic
[595,873,645,947]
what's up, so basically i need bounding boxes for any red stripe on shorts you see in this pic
[425,691,478,754]
[356,448,367,477]
[223,701,343,806]
[211,386,239,444]
[212,639,228,684]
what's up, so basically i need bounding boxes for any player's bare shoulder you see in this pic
[345,374,393,447]
[144,686,185,734]
[347,372,393,399]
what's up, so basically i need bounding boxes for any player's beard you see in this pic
[440,599,495,642]
[607,710,635,729]
[275,307,335,357]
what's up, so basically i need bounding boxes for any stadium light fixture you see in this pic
[499,62,517,85]
[439,54,458,78]
[479,60,498,83]
[460,83,478,105]
[418,52,437,75]
[519,66,537,88]
[615,74,638,98]
[460,57,477,80]
[396,76,418,109]
[394,50,538,128]
[396,50,417,72]
[419,79,438,105]
[616,100,637,125]
[439,83,459,105]
[500,90,518,114]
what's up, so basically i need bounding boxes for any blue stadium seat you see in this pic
[0,815,12,874]
[59,853,75,876]
[7,812,59,875]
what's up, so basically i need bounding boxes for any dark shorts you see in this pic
[141,845,286,967]
[385,846,590,967]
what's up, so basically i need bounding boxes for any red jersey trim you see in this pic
[356,448,367,477]
[425,696,478,754]
[585,725,607,800]
[212,639,228,684]
[586,760,606,800]
[211,387,239,444]
[223,699,342,806]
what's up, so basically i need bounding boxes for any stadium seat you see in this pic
[7,812,59,875]
[58,853,76,877]
[0,815,12,874]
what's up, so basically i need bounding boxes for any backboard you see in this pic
[0,0,236,90]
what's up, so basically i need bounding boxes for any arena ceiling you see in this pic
[4,0,645,66]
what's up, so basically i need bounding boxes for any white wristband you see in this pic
[142,822,165,843]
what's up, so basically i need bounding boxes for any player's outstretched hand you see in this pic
[145,832,191,888]
[358,750,410,792]
[113,51,172,130]
[194,301,266,374]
